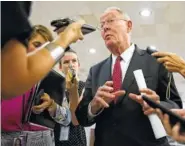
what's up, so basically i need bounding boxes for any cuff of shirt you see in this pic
[88,101,104,118]
[51,104,71,126]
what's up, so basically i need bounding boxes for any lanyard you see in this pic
[20,94,26,132]
[20,88,34,132]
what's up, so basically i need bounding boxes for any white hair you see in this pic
[104,6,131,21]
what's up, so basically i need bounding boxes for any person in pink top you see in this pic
[1,25,71,146]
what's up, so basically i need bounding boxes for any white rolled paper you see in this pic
[133,69,166,139]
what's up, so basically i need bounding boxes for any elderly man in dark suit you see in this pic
[76,7,182,146]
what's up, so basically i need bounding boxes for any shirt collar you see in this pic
[112,43,135,64]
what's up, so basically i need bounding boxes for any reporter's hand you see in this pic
[156,109,185,143]
[152,52,185,77]
[32,93,53,114]
[171,109,185,118]
[55,20,85,48]
[129,88,160,115]
[91,81,125,114]
[65,69,79,111]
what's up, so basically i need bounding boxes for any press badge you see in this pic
[13,135,26,146]
[59,126,70,141]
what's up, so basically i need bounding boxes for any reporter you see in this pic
[55,49,87,146]
[1,25,71,146]
[156,109,185,143]
[152,52,185,78]
[1,1,84,99]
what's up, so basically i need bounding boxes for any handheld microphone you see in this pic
[51,18,96,35]
[146,46,161,59]
[146,46,158,55]
[133,69,167,139]
[69,64,76,83]
[146,46,172,99]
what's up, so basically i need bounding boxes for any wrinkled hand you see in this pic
[156,109,185,143]
[32,93,53,114]
[129,88,160,115]
[91,81,125,114]
[152,52,185,76]
[55,20,85,48]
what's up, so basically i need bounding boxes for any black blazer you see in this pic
[76,45,182,146]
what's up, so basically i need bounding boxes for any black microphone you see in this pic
[146,46,172,99]
[50,17,96,35]
[142,94,185,132]
[146,46,158,56]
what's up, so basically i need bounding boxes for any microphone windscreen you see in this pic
[69,64,76,83]
[146,46,158,55]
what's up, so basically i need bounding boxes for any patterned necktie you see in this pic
[112,56,122,103]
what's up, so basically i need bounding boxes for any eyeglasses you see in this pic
[98,18,127,30]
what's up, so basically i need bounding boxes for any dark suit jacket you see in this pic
[76,45,182,146]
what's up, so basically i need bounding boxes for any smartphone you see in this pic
[142,95,185,132]
[34,89,45,105]
[51,18,96,35]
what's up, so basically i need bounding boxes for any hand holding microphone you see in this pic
[146,46,185,78]
[66,64,78,92]
[69,64,76,83]
[152,51,185,78]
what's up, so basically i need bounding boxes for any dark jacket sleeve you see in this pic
[75,67,97,126]
[157,63,182,109]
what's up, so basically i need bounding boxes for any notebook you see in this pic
[24,69,66,129]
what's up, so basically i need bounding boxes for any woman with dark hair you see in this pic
[2,2,84,99]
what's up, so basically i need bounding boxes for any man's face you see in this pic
[100,10,132,54]
[59,52,80,75]
[27,34,47,53]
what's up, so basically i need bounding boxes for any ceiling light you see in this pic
[89,48,96,54]
[140,9,152,17]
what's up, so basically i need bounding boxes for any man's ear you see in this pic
[127,20,132,33]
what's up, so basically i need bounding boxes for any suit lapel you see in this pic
[122,45,145,91]
[116,45,145,105]
[99,56,112,86]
